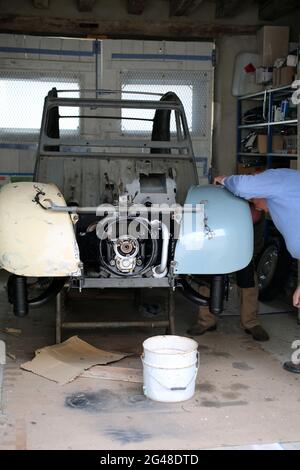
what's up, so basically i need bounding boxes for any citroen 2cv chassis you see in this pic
[0,89,253,335]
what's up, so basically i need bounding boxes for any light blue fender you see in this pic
[174,185,253,274]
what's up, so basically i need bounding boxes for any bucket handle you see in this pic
[143,352,199,392]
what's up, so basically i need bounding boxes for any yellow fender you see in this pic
[0,182,81,277]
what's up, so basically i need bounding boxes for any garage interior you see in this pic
[0,0,300,451]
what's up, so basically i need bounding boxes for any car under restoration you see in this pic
[0,89,253,335]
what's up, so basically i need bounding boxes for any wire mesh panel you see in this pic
[121,70,210,137]
[0,38,213,187]
[0,71,80,143]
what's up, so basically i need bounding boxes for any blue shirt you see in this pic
[223,169,300,259]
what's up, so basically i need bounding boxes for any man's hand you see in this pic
[293,285,300,308]
[214,175,227,185]
[249,203,263,224]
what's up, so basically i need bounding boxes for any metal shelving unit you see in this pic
[237,85,298,169]
[239,119,297,129]
[238,85,299,310]
[238,152,297,157]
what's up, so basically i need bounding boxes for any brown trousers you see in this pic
[197,283,260,330]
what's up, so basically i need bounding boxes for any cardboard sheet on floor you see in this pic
[21,336,131,384]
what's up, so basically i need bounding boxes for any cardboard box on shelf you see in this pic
[279,66,296,86]
[272,135,284,152]
[256,134,284,154]
[237,164,266,175]
[273,66,296,87]
[257,134,267,153]
[257,26,289,67]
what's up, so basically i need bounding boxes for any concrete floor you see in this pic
[0,275,300,450]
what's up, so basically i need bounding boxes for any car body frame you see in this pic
[0,89,253,323]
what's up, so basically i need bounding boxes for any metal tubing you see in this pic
[62,321,169,329]
[47,203,202,215]
[152,220,169,277]
[42,138,189,149]
[39,151,192,160]
[210,275,225,315]
[175,278,209,306]
[46,97,184,110]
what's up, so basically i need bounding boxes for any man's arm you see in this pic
[293,285,300,308]
[216,170,283,200]
[214,175,226,185]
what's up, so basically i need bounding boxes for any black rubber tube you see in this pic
[151,91,181,154]
[12,275,28,317]
[8,275,67,309]
[175,278,209,306]
[210,275,225,315]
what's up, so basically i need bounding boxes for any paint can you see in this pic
[141,335,199,402]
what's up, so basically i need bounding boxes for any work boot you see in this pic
[240,285,260,330]
[187,324,217,336]
[245,325,269,341]
[187,284,217,336]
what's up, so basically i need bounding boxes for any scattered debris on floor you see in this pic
[81,365,143,383]
[21,336,132,385]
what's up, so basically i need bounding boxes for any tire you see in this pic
[7,276,66,308]
[256,236,292,302]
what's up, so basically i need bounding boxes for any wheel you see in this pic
[7,275,66,308]
[256,236,292,302]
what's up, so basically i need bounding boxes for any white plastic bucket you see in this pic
[141,335,199,403]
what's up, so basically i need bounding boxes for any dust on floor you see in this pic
[0,278,300,450]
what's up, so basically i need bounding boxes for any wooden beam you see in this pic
[258,0,300,20]
[215,0,243,18]
[127,0,146,15]
[170,0,203,17]
[32,0,49,8]
[0,15,258,39]
[77,0,96,12]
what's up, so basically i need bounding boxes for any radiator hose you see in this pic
[175,275,225,315]
[7,275,66,315]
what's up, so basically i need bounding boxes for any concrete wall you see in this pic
[101,39,214,180]
[0,34,214,185]
[0,31,292,181]
[1,3,300,183]
[212,34,258,176]
[0,34,96,184]
[0,27,298,181]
